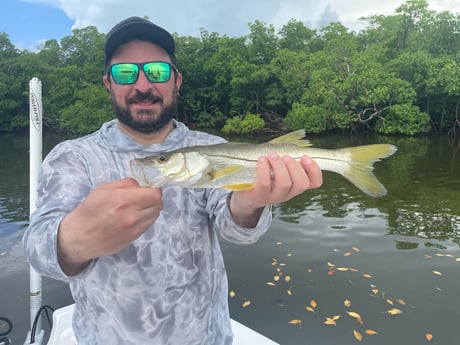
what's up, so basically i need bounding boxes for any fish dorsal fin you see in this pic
[267,129,312,147]
[208,165,242,181]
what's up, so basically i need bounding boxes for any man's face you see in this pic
[103,40,182,134]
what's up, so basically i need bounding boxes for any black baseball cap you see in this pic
[104,16,175,67]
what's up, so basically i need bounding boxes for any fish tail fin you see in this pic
[339,144,397,197]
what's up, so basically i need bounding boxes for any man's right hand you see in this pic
[57,178,162,276]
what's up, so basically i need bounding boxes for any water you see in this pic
[0,131,459,345]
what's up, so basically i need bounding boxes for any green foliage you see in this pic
[284,103,328,133]
[222,113,265,134]
[1,0,459,136]
[375,103,431,134]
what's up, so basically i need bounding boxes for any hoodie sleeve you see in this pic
[23,141,95,282]
[206,188,272,245]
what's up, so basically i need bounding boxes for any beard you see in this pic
[111,89,178,134]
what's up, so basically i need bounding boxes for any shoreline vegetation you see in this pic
[0,0,459,137]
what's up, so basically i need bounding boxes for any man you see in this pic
[24,17,322,345]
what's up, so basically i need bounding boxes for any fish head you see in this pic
[130,151,211,187]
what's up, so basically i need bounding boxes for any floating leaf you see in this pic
[386,298,394,305]
[352,247,360,252]
[365,329,378,335]
[285,275,291,283]
[322,315,340,325]
[287,287,292,296]
[306,306,315,313]
[371,288,379,295]
[288,319,302,327]
[344,252,351,257]
[362,273,373,279]
[396,299,406,305]
[266,282,276,286]
[273,275,281,282]
[456,258,460,262]
[279,263,287,267]
[327,262,335,267]
[425,333,433,341]
[344,299,351,308]
[287,253,293,257]
[353,329,363,341]
[424,254,433,259]
[347,311,362,319]
[384,308,403,315]
[229,290,236,298]
[242,300,251,308]
[432,270,443,276]
[310,300,317,308]
[336,267,349,271]
[276,242,283,245]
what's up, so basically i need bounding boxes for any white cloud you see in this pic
[28,0,460,37]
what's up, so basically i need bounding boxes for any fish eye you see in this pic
[157,154,168,164]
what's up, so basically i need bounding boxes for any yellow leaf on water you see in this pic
[266,282,276,286]
[287,253,293,257]
[425,333,433,341]
[362,273,373,279]
[352,247,360,252]
[288,319,302,327]
[323,317,337,326]
[285,275,291,283]
[347,311,362,319]
[327,262,335,267]
[365,329,378,335]
[242,300,251,308]
[386,298,394,305]
[306,306,315,313]
[336,267,349,271]
[287,288,292,296]
[432,270,443,276]
[353,329,363,341]
[384,308,403,315]
[229,290,236,298]
[279,263,287,267]
[332,315,341,321]
[344,252,351,257]
[396,298,406,305]
[276,242,283,245]
[273,275,281,281]
[455,258,460,262]
[310,299,317,308]
[344,299,351,308]
[372,288,379,295]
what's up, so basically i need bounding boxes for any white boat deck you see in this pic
[46,304,279,345]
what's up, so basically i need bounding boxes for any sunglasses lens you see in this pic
[144,62,171,83]
[111,64,139,84]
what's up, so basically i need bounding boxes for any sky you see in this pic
[2,0,460,51]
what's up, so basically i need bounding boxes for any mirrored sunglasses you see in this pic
[110,61,177,85]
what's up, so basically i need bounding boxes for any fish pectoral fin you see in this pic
[267,129,312,147]
[208,165,242,181]
[221,183,255,191]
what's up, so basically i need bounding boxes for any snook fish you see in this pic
[130,130,397,197]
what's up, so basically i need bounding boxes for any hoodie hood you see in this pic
[93,119,189,154]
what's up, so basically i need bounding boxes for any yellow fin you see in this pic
[221,183,255,191]
[208,165,242,181]
[339,144,397,197]
[267,129,312,147]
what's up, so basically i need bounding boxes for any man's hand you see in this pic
[229,153,322,228]
[57,178,163,276]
